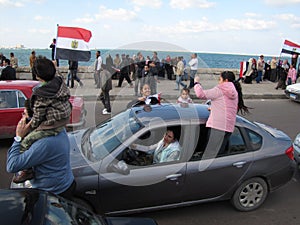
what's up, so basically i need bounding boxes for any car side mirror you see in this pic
[107,160,130,175]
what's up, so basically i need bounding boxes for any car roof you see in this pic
[0,80,40,89]
[130,103,248,127]
[131,103,210,125]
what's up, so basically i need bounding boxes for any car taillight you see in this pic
[285,146,294,160]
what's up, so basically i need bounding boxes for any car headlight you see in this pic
[294,133,300,148]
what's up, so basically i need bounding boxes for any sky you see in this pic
[1,0,300,56]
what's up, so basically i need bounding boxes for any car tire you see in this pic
[231,177,268,212]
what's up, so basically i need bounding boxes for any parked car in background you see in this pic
[0,80,86,139]
[13,103,295,215]
[293,133,300,169]
[1,188,157,225]
[285,83,300,102]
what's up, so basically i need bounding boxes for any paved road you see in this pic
[1,99,299,225]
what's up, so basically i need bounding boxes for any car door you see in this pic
[98,125,190,213]
[183,126,254,201]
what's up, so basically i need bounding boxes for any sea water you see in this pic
[0,48,274,69]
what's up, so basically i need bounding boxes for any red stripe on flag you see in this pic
[284,40,300,49]
[57,26,92,42]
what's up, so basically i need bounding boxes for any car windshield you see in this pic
[82,110,142,161]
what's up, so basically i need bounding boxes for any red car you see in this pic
[0,80,86,139]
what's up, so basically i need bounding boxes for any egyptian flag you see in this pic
[281,40,300,55]
[56,26,92,61]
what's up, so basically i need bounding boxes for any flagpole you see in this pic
[54,24,59,61]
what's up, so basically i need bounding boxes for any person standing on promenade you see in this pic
[286,63,296,85]
[94,50,102,88]
[193,71,249,157]
[275,59,289,90]
[49,38,59,67]
[165,55,174,80]
[29,51,37,80]
[99,64,112,115]
[256,55,264,83]
[10,52,18,69]
[134,52,146,96]
[270,57,277,82]
[0,59,16,80]
[68,60,83,88]
[149,51,160,95]
[7,57,75,200]
[188,53,198,88]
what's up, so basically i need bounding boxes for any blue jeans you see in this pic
[176,75,186,89]
[256,70,263,83]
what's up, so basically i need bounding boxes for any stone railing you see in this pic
[16,66,240,80]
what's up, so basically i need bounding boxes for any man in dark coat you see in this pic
[0,59,16,80]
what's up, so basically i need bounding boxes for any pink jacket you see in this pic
[287,68,297,84]
[194,82,238,132]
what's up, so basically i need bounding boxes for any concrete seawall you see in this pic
[15,66,240,80]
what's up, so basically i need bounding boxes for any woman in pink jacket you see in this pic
[194,71,249,157]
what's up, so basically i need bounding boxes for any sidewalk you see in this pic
[69,75,286,101]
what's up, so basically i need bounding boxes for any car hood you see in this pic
[104,216,157,225]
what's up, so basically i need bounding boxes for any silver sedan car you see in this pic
[13,103,296,215]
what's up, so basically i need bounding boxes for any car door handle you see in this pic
[166,174,182,181]
[233,161,247,168]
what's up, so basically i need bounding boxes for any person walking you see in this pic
[174,56,187,90]
[193,71,249,157]
[68,60,83,88]
[116,54,133,88]
[99,64,112,115]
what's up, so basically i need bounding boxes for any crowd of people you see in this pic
[241,54,300,89]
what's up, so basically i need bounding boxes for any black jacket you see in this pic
[0,66,16,80]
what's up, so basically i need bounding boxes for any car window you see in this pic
[189,126,247,161]
[121,125,183,166]
[84,110,142,161]
[227,127,247,154]
[0,90,17,108]
[245,128,262,150]
[0,90,26,109]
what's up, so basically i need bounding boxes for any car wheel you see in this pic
[231,177,268,212]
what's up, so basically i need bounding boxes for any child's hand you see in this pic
[194,76,200,83]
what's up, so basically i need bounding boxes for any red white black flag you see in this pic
[281,39,300,55]
[56,26,92,62]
